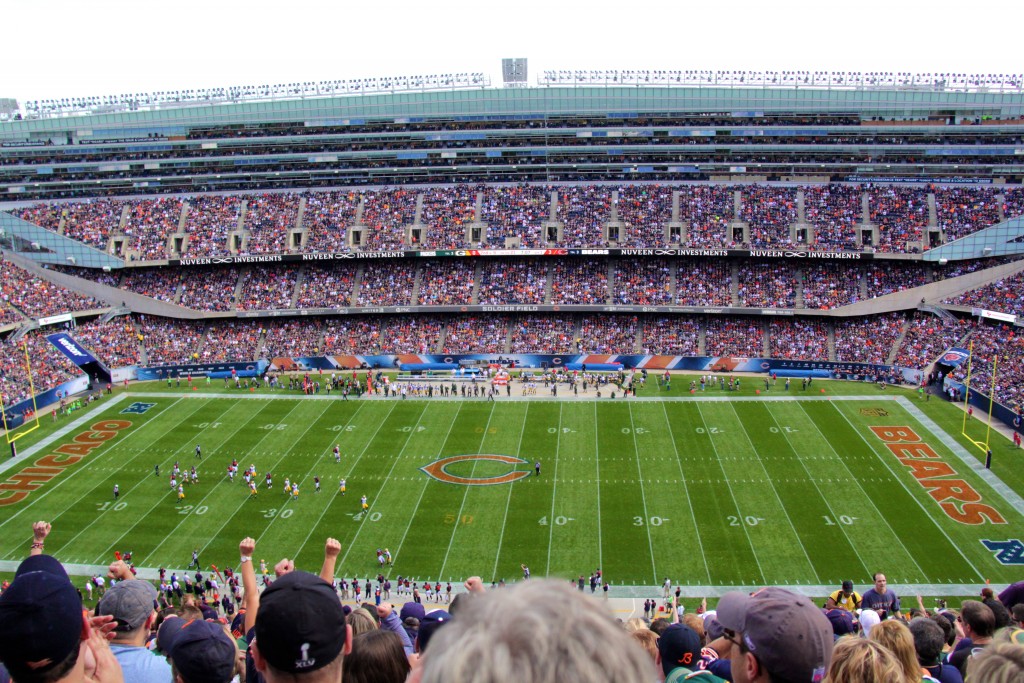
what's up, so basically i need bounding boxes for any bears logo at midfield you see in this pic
[420,454,532,486]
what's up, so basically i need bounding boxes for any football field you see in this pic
[2,385,1023,597]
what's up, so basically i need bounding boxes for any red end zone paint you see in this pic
[421,454,532,486]
[0,420,132,506]
[869,425,1005,525]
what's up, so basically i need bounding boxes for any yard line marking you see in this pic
[391,402,466,568]
[82,399,250,562]
[726,403,817,581]
[491,403,530,581]
[335,401,427,571]
[437,405,498,580]
[89,398,284,561]
[762,405,872,580]
[660,402,711,584]
[544,404,564,576]
[147,399,321,564]
[694,402,767,585]
[793,401,928,579]
[0,396,194,558]
[0,393,130,474]
[832,403,986,582]
[897,396,1024,512]
[292,402,370,561]
[626,403,657,585]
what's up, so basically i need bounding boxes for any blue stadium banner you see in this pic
[938,347,971,368]
[46,333,99,368]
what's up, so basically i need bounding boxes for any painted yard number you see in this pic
[194,422,221,429]
[769,426,799,433]
[633,516,668,526]
[444,513,472,524]
[539,516,575,526]
[728,515,765,526]
[622,427,649,434]
[262,508,295,519]
[823,515,858,525]
[260,423,289,431]
[177,505,208,515]
[695,427,722,434]
[400,426,428,432]
[548,427,576,434]
[347,511,382,522]
[97,501,127,511]
[328,425,356,432]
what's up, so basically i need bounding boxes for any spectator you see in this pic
[411,579,654,683]
[867,620,920,683]
[162,619,239,683]
[342,630,410,683]
[948,600,995,676]
[716,587,834,683]
[97,573,173,683]
[0,554,122,683]
[860,573,901,619]
[822,637,905,683]
[250,571,352,683]
[908,617,963,683]
[964,631,1024,681]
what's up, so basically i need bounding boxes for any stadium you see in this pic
[2,61,1024,629]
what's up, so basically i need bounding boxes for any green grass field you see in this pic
[2,379,1023,599]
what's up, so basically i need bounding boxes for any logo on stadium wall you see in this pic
[420,454,532,486]
[981,539,1024,565]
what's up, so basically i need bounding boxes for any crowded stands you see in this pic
[550,260,609,305]
[421,185,478,249]
[236,266,300,311]
[508,315,575,354]
[9,184,1024,258]
[578,315,639,354]
[704,317,764,357]
[0,260,101,319]
[355,262,416,307]
[641,316,701,355]
[613,259,672,305]
[295,263,357,309]
[478,259,548,305]
[418,261,476,306]
[242,192,301,254]
[736,261,796,308]
[442,315,510,354]
[834,312,905,365]
[302,190,359,253]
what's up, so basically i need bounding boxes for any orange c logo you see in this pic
[420,455,533,486]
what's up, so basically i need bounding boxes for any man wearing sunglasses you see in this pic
[714,587,834,683]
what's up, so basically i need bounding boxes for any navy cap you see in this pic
[657,623,702,676]
[416,610,451,653]
[0,556,82,675]
[165,619,237,683]
[255,571,346,673]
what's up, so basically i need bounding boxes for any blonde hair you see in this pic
[629,628,659,664]
[347,608,378,637]
[823,636,907,683]
[682,614,706,645]
[869,619,921,682]
[624,617,648,633]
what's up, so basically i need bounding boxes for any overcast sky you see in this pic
[3,0,1020,102]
